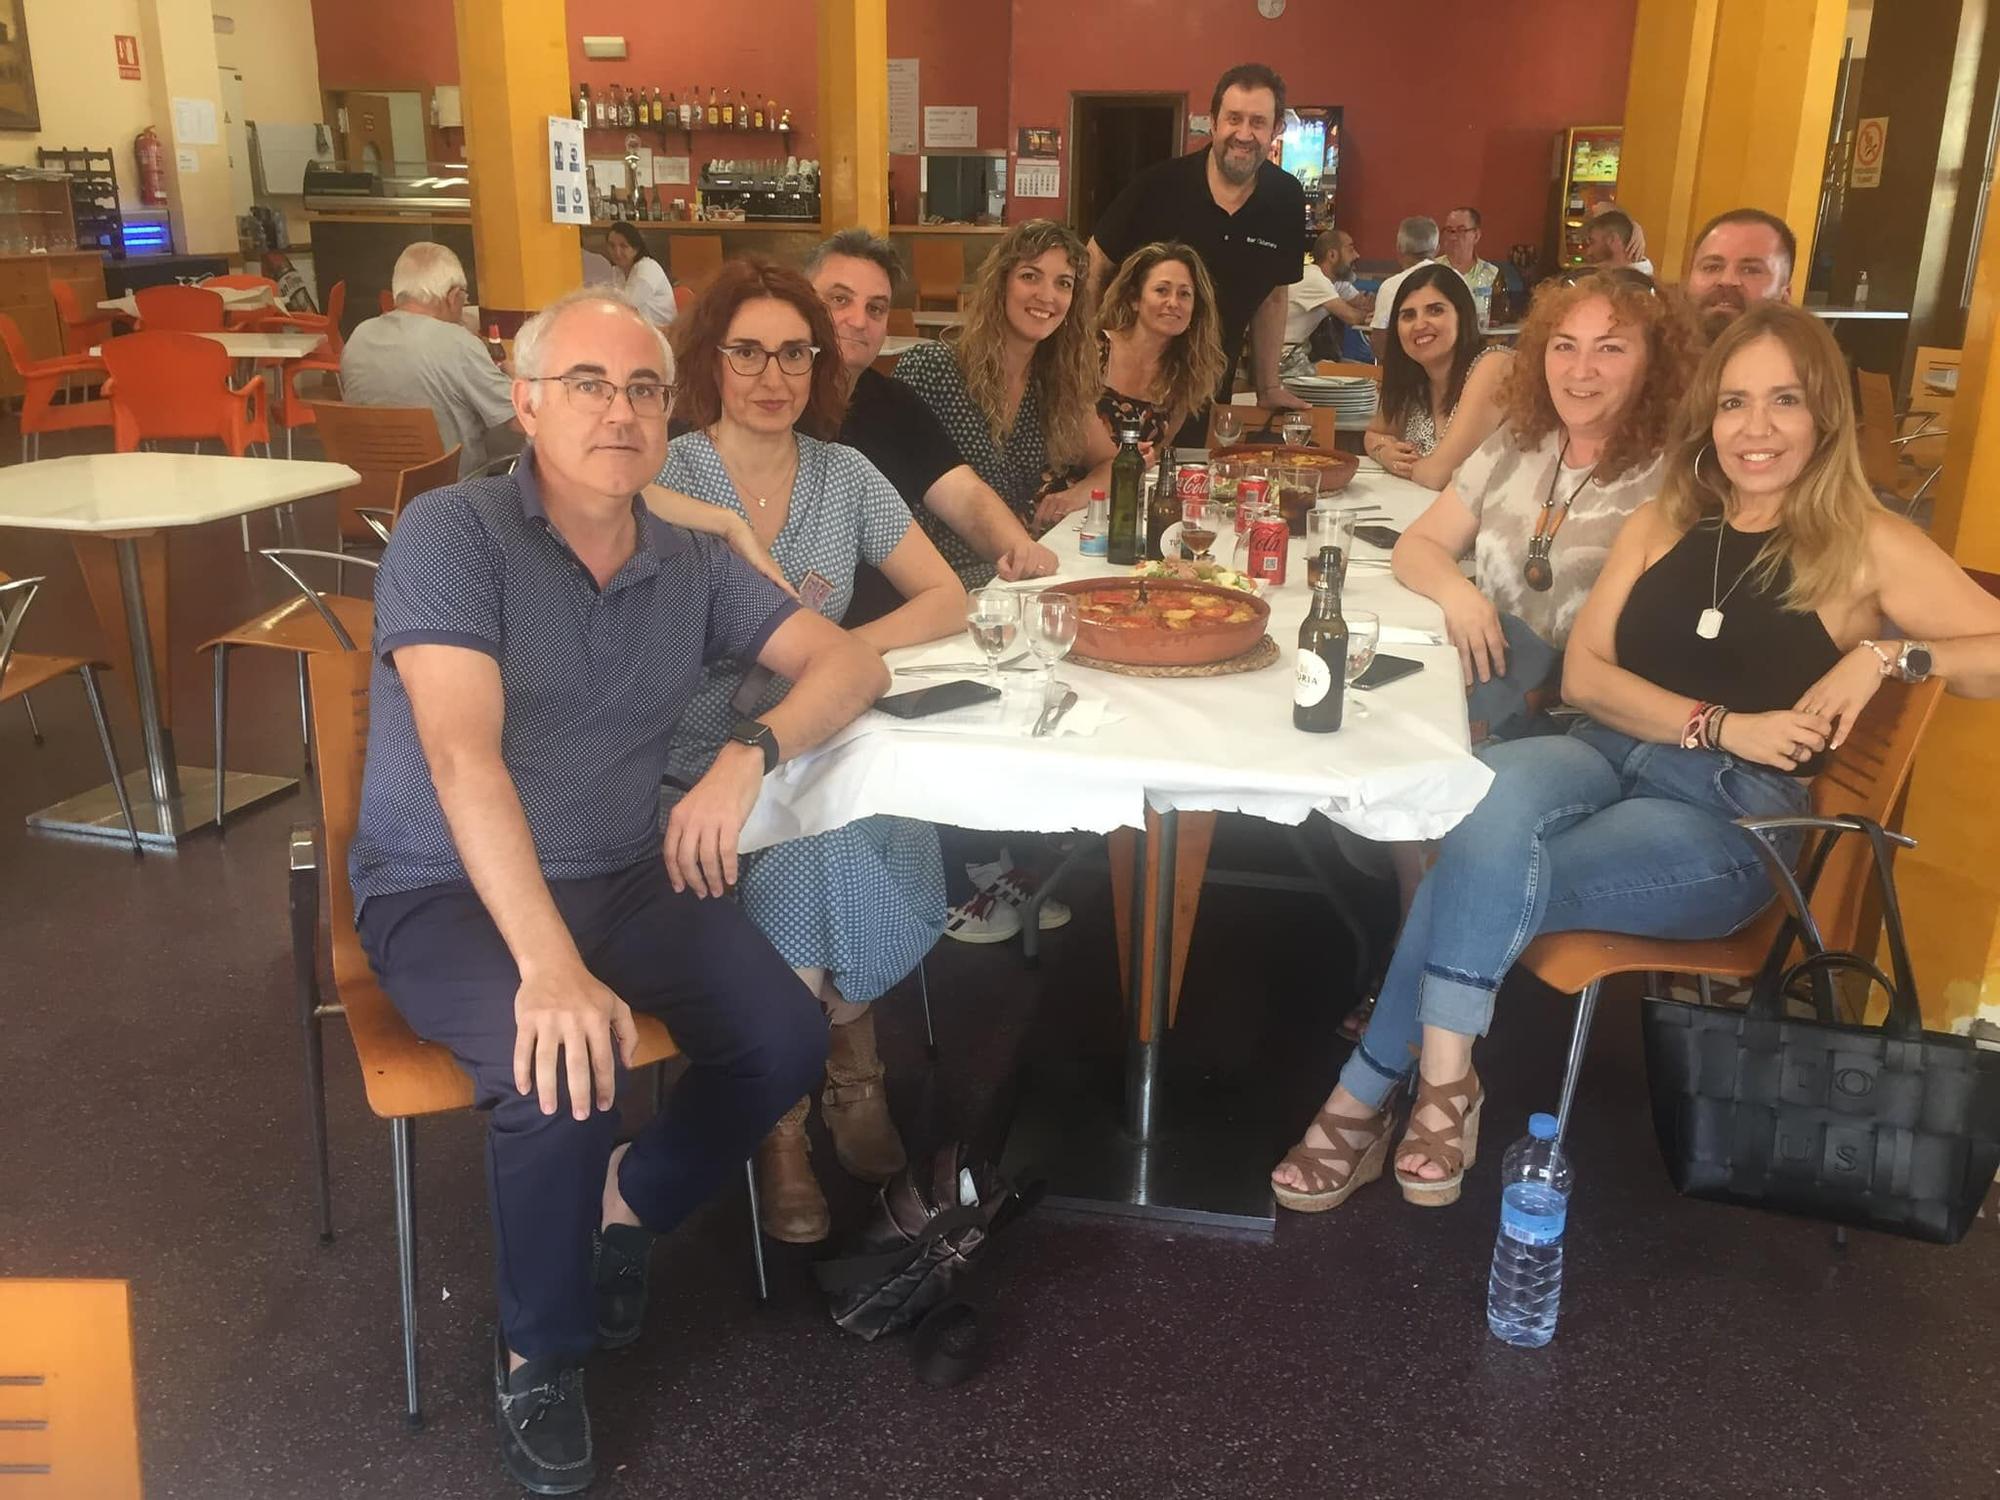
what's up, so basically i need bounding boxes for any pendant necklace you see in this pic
[1697,516,1771,639]
[1523,440,1596,593]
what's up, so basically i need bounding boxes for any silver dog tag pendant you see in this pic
[1696,607,1724,640]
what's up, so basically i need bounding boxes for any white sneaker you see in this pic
[943,886,1023,944]
[966,858,1072,931]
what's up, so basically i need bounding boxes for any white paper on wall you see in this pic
[924,105,977,149]
[888,59,919,154]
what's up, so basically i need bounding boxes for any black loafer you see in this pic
[591,1223,655,1350]
[493,1331,594,1496]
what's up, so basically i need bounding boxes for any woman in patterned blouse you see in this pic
[1033,240,1227,527]
[1364,263,1512,491]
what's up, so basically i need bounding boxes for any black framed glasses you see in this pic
[530,373,675,417]
[721,341,820,377]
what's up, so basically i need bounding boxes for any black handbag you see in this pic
[810,1144,1037,1386]
[1641,813,2000,1245]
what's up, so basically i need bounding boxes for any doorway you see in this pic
[1068,93,1183,242]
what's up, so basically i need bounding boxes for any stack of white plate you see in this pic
[1286,374,1379,425]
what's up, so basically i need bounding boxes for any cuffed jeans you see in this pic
[358,859,827,1361]
[1339,721,1810,1108]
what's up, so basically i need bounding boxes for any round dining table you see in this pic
[0,452,361,848]
[739,464,1488,1228]
[97,284,276,320]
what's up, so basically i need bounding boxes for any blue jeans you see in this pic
[1464,613,1562,741]
[1340,722,1811,1108]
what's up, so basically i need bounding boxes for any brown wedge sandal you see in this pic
[1394,1064,1483,1208]
[1271,1098,1397,1213]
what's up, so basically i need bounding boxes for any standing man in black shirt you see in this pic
[1089,63,1311,440]
[805,229,1057,626]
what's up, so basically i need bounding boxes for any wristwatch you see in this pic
[728,717,780,773]
[1895,640,1934,683]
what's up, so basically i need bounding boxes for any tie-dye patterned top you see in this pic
[1456,426,1662,650]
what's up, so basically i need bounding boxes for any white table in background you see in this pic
[911,310,963,330]
[1809,307,1910,322]
[742,470,1487,1228]
[0,452,361,849]
[98,285,277,319]
[878,335,927,359]
[91,331,323,363]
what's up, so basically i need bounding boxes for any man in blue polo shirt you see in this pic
[349,289,888,1494]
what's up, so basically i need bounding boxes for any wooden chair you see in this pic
[1206,403,1336,449]
[913,239,965,311]
[202,448,461,832]
[673,282,696,320]
[1854,369,1944,514]
[1,573,140,854]
[1519,677,1944,1145]
[132,283,226,333]
[887,307,918,337]
[0,1280,143,1498]
[1904,344,1959,471]
[306,401,445,564]
[669,234,725,296]
[1315,359,1383,384]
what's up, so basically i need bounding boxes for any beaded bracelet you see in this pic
[1680,701,1712,750]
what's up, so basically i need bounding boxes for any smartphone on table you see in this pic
[874,679,1002,719]
[1352,653,1424,691]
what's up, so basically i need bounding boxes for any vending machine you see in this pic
[1283,105,1343,248]
[1549,125,1623,267]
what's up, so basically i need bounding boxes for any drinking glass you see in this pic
[1306,507,1354,590]
[1180,497,1219,562]
[965,587,1020,691]
[1279,410,1315,447]
[1275,463,1320,533]
[1212,406,1244,446]
[1023,590,1079,697]
[1344,610,1381,686]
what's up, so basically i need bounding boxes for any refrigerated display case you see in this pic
[1549,125,1623,267]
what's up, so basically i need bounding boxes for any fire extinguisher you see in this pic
[135,128,167,207]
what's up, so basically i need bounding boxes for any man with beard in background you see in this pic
[1684,207,1796,340]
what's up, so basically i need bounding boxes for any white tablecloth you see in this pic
[739,469,1493,851]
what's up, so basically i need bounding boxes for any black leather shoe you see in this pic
[591,1223,655,1350]
[493,1331,594,1496]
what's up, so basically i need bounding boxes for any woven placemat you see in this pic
[1067,634,1280,678]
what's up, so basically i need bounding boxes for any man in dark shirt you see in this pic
[804,229,1056,624]
[1088,62,1311,434]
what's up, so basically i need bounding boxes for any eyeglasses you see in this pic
[1556,265,1659,295]
[529,373,674,417]
[721,341,820,377]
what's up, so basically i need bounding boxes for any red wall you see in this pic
[1004,0,1637,256]
[888,0,1012,224]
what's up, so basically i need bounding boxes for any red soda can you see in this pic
[1176,463,1210,518]
[1249,513,1290,585]
[1235,474,1269,535]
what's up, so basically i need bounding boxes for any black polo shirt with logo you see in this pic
[1092,148,1307,393]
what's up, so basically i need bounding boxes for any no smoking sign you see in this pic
[1851,116,1887,189]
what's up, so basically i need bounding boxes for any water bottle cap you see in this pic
[1528,1112,1558,1141]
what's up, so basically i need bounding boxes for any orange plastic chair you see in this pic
[50,279,121,354]
[100,331,269,457]
[203,273,283,329]
[377,287,395,315]
[267,279,348,360]
[673,282,695,319]
[0,312,111,460]
[132,283,226,333]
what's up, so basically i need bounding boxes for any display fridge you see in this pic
[1549,125,1623,267]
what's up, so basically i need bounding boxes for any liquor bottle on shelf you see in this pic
[753,98,766,130]
[575,84,591,126]
[767,98,779,131]
[707,86,720,127]
[652,86,665,125]
[778,106,793,135]
[1294,549,1348,733]
[626,85,640,127]
[681,89,695,131]
[722,90,735,127]
[737,91,751,130]
[593,88,608,127]
[606,84,621,126]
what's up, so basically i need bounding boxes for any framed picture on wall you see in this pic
[0,1,41,131]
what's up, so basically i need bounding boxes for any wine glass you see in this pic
[1212,406,1244,447]
[1344,610,1381,687]
[965,587,1020,692]
[1023,590,1079,699]
[1280,410,1314,447]
[1181,497,1219,563]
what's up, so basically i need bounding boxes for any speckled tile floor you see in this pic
[2,427,1997,1499]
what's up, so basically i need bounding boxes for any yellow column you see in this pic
[1890,162,2000,1035]
[818,0,890,234]
[1617,0,1845,291]
[453,0,577,331]
[137,0,234,256]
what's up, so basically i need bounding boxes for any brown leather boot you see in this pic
[754,1096,829,1244]
[821,1008,907,1184]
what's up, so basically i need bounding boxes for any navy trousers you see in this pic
[358,859,826,1361]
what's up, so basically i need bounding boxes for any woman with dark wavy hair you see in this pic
[1031,241,1227,526]
[1364,263,1511,490]
[657,257,965,1245]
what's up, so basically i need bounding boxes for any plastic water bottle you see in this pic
[1486,1112,1573,1347]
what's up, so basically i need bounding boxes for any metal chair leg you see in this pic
[21,692,42,743]
[1696,974,1715,1006]
[1018,841,1087,969]
[289,830,334,1244]
[212,645,229,833]
[917,959,938,1061]
[1552,981,1602,1150]
[296,653,313,772]
[78,665,141,856]
[743,1159,769,1305]
[391,1117,422,1429]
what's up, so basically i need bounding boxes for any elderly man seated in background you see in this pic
[804,228,1058,621]
[340,241,522,478]
[1283,228,1373,374]
[1438,206,1508,328]
[1683,207,1796,340]
[1370,216,1458,357]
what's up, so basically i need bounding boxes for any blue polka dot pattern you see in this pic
[659,430,946,1003]
[349,444,799,908]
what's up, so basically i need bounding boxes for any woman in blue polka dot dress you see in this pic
[658,259,967,1244]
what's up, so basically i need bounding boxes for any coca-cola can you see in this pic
[1235,474,1270,535]
[1176,463,1211,517]
[1249,513,1290,585]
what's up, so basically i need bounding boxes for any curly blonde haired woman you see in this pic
[894,219,1099,578]
[1275,302,2000,1216]
[1032,240,1227,526]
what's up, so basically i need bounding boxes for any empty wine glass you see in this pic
[1212,406,1244,447]
[965,586,1020,691]
[1344,610,1381,686]
[1279,410,1314,447]
[1023,590,1079,697]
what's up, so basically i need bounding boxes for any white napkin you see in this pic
[1379,624,1446,647]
